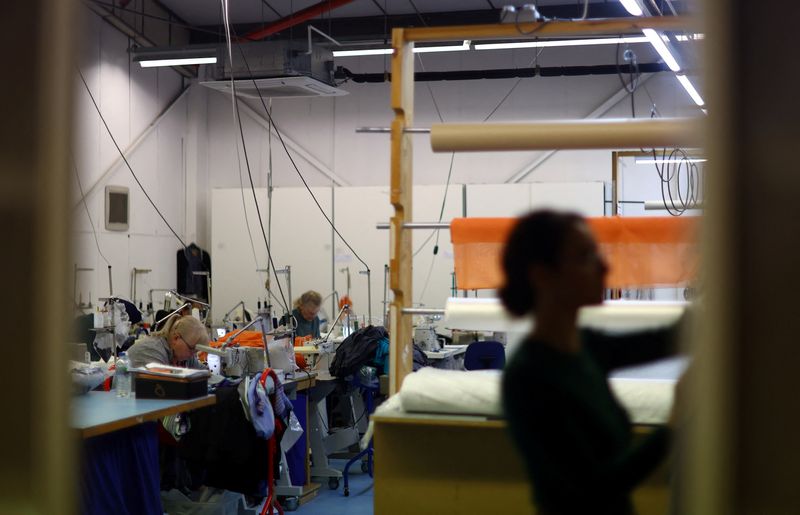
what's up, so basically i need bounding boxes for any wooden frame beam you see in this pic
[388,16,694,394]
[402,15,694,43]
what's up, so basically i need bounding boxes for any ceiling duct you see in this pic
[200,41,347,98]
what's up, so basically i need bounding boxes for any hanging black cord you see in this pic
[221,0,290,312]
[77,68,189,251]
[229,29,371,275]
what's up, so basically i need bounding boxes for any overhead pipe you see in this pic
[335,63,669,83]
[242,0,356,41]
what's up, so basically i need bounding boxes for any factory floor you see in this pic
[294,460,374,515]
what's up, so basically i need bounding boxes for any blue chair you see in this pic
[464,341,506,370]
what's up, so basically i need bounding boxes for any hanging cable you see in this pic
[227,26,371,275]
[77,68,189,251]
[72,153,111,266]
[483,46,545,122]
[221,0,289,311]
[578,0,590,20]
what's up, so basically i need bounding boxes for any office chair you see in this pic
[464,341,506,370]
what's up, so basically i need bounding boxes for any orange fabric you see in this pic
[197,330,268,361]
[338,295,353,311]
[450,216,698,290]
[198,329,308,369]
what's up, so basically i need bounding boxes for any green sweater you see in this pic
[502,326,677,515]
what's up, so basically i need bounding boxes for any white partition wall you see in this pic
[465,182,604,218]
[212,182,602,326]
[211,187,333,325]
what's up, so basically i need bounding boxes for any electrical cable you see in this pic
[221,0,289,312]
[482,46,545,122]
[615,41,640,118]
[577,0,590,20]
[231,92,266,302]
[77,68,189,251]
[227,26,371,275]
[72,153,111,266]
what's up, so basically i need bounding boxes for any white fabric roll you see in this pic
[443,297,686,333]
[399,367,503,417]
[610,378,675,425]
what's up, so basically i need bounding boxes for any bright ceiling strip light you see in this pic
[676,74,705,106]
[334,41,470,57]
[619,0,644,16]
[333,48,393,57]
[642,28,681,71]
[139,57,217,67]
[416,40,471,53]
[675,33,705,41]
[636,157,707,164]
[475,35,648,51]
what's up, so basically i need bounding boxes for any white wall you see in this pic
[71,10,200,312]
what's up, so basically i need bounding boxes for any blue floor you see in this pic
[294,460,374,515]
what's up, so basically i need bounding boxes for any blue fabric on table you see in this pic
[373,337,390,375]
[287,392,309,487]
[80,422,162,515]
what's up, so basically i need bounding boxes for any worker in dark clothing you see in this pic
[500,210,684,515]
[285,290,322,338]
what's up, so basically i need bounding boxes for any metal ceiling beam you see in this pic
[84,0,195,79]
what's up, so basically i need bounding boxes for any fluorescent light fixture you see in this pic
[676,74,705,106]
[132,46,218,68]
[139,57,217,68]
[619,0,644,16]
[416,40,471,53]
[636,157,707,164]
[675,33,705,42]
[475,35,648,51]
[333,48,393,57]
[334,41,470,57]
[642,28,681,71]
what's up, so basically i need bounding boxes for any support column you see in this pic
[388,29,415,395]
[0,1,75,514]
[689,2,800,514]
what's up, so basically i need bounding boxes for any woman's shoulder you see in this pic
[132,334,167,346]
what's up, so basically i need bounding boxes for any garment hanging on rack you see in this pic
[177,243,211,301]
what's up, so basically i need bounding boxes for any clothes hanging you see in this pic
[176,243,211,302]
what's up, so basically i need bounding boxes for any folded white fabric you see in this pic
[399,367,503,416]
[609,378,675,425]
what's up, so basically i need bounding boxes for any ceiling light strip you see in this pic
[676,74,705,106]
[642,28,680,71]
[139,57,217,67]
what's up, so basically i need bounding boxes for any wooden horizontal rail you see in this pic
[402,15,694,43]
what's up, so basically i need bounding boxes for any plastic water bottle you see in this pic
[115,352,131,398]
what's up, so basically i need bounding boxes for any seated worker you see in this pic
[127,314,208,368]
[501,211,686,515]
[285,290,322,338]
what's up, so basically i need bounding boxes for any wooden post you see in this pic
[0,1,75,514]
[389,29,415,394]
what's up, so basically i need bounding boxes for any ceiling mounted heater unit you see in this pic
[200,41,348,98]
